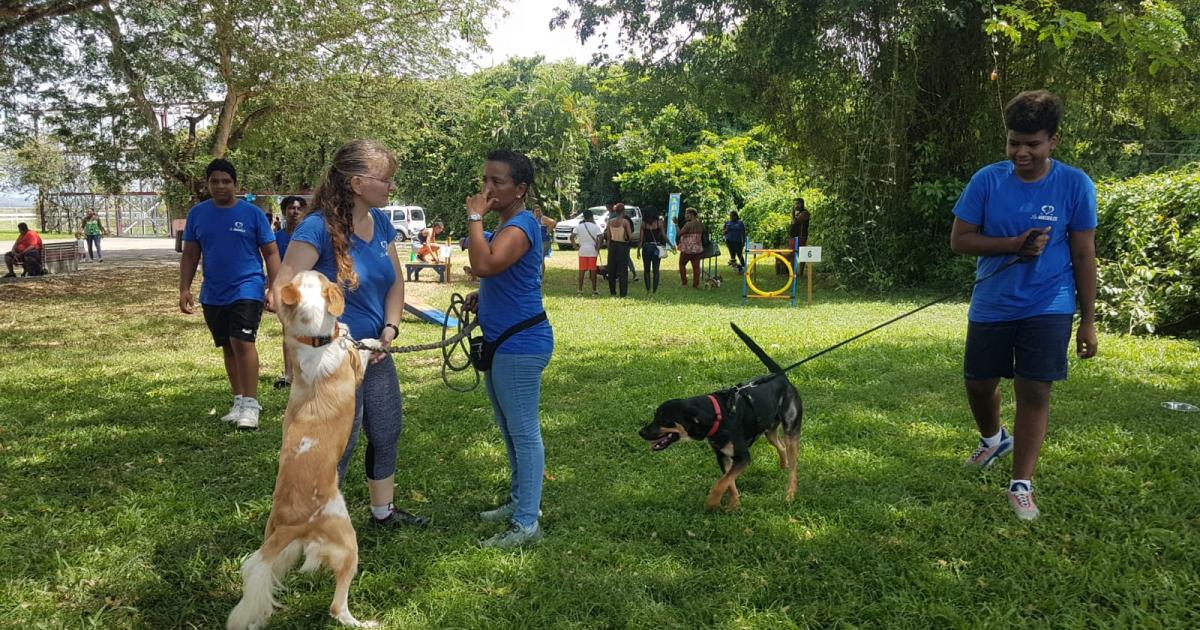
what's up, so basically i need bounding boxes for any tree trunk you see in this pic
[209,89,242,158]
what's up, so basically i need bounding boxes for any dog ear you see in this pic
[322,281,345,317]
[280,283,302,306]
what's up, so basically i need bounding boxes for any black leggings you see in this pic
[641,243,661,292]
[607,241,631,296]
[727,240,745,268]
[338,354,403,481]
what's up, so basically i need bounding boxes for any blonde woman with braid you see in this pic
[274,139,429,529]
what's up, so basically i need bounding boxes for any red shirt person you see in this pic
[4,222,43,277]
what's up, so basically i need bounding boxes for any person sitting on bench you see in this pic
[4,223,43,278]
[416,220,445,262]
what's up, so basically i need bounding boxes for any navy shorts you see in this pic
[964,314,1074,382]
[202,300,264,347]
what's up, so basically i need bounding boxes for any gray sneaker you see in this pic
[235,399,261,431]
[481,522,543,549]
[1007,482,1040,521]
[479,502,516,523]
[220,396,244,423]
[479,502,541,523]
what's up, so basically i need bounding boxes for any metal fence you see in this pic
[0,193,169,236]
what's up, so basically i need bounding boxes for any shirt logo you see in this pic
[1031,204,1059,222]
[229,221,247,233]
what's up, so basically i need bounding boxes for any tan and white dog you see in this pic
[228,270,381,629]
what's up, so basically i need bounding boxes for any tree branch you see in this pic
[0,0,105,37]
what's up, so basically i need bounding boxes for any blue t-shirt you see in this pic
[724,220,746,243]
[183,199,275,306]
[478,211,554,354]
[953,160,1097,323]
[291,209,398,340]
[274,229,292,260]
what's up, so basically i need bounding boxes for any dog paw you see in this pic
[724,500,740,513]
[357,338,385,352]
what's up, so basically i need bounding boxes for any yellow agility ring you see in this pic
[745,251,794,297]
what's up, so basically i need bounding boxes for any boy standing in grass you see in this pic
[179,159,280,430]
[949,90,1098,521]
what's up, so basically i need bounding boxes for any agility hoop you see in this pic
[745,251,793,298]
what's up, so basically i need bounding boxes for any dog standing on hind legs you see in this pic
[228,271,381,629]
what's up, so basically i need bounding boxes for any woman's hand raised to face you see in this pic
[466,192,496,217]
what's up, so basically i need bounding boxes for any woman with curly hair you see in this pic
[274,139,429,529]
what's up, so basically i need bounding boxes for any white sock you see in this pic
[981,430,1002,448]
[242,397,260,409]
[371,503,392,520]
[232,394,244,406]
[1009,479,1031,492]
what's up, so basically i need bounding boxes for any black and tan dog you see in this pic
[640,371,802,511]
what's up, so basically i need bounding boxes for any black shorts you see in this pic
[964,314,1074,382]
[202,300,264,347]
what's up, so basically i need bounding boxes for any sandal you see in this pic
[273,376,290,389]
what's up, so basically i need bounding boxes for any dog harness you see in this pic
[294,325,340,348]
[705,394,724,438]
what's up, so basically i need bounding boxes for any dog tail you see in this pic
[730,323,784,373]
[227,539,302,630]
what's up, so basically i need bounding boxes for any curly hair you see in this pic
[1004,90,1064,137]
[305,139,396,291]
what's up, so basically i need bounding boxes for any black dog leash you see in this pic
[734,241,1037,376]
[350,292,481,392]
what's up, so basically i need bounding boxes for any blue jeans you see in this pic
[484,351,551,528]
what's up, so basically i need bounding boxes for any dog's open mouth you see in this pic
[650,433,680,452]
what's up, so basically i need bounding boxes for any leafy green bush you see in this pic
[1096,164,1200,335]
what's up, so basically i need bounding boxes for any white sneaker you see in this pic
[220,396,244,422]
[235,399,261,431]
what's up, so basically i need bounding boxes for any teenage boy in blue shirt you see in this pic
[179,159,281,430]
[949,90,1098,521]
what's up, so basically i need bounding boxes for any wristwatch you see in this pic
[383,323,399,337]
[468,213,482,222]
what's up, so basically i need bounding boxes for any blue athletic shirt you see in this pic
[478,210,554,354]
[953,159,1097,323]
[182,199,275,306]
[274,228,292,260]
[724,219,746,243]
[290,209,397,340]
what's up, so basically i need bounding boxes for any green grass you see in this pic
[1,254,1198,628]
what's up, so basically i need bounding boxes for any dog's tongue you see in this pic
[651,433,679,452]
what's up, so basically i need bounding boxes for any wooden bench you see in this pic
[40,242,80,274]
[405,261,450,283]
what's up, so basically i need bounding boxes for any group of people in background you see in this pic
[568,198,810,293]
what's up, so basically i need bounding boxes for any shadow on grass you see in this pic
[3,263,1198,628]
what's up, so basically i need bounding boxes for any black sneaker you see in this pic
[372,505,430,528]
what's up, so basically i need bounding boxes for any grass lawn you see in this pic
[1,251,1197,628]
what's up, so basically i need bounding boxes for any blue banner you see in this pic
[667,193,681,245]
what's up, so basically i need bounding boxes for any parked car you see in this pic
[380,205,426,241]
[553,205,642,250]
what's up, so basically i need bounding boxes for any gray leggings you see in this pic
[337,354,403,481]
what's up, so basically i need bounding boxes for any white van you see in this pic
[380,205,426,241]
[554,205,642,250]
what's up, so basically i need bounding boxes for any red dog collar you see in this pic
[706,394,723,438]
